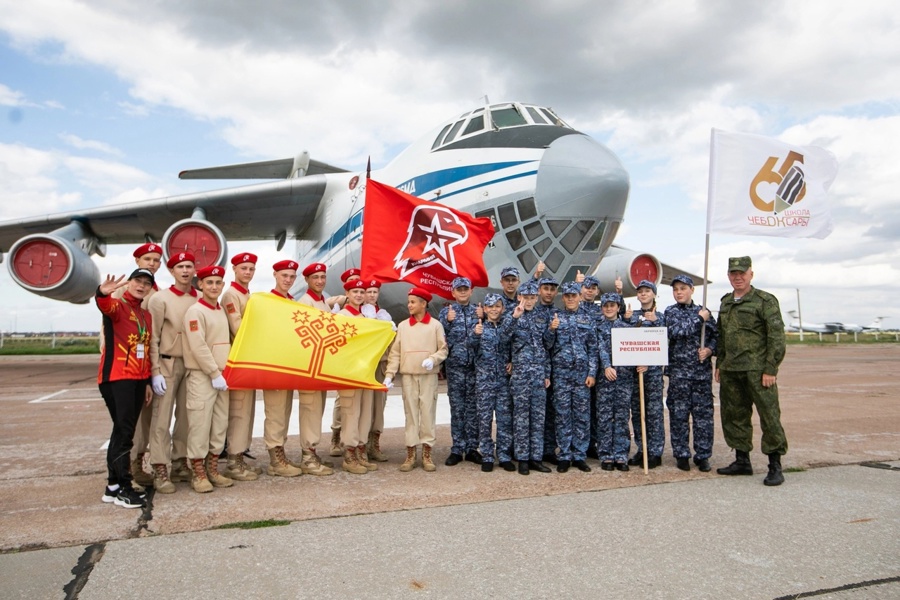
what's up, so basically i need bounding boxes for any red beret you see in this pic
[231,252,258,266]
[302,262,326,277]
[365,279,382,289]
[196,265,225,280]
[273,260,298,272]
[340,268,361,282]
[166,251,195,269]
[343,279,366,291]
[133,243,162,258]
[408,287,432,302]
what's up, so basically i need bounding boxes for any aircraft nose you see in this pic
[535,133,629,220]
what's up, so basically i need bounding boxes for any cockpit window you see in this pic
[462,114,485,136]
[431,123,453,150]
[432,103,571,150]
[442,119,465,145]
[491,106,527,128]
[526,106,548,124]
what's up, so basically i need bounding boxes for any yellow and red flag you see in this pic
[223,293,395,391]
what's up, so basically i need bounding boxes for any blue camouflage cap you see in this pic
[600,292,622,306]
[451,276,472,290]
[636,279,657,294]
[560,281,582,295]
[582,275,600,288]
[483,293,503,306]
[672,274,694,288]
[518,281,539,295]
[538,276,559,287]
[500,266,520,279]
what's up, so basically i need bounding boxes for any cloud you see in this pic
[58,133,123,156]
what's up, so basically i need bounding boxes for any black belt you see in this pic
[160,354,172,359]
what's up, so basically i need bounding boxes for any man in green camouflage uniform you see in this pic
[715,256,786,486]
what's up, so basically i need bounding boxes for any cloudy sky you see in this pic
[1,0,898,332]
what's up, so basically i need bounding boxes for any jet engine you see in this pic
[161,210,227,269]
[592,249,661,297]
[6,221,102,304]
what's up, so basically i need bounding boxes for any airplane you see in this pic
[838,317,889,333]
[0,100,703,318]
[785,311,844,334]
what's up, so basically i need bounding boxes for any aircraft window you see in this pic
[498,203,517,229]
[560,220,594,253]
[582,221,606,252]
[443,119,465,145]
[518,248,537,273]
[462,115,485,136]
[524,221,544,241]
[526,107,548,124]
[545,248,565,272]
[547,219,571,237]
[432,123,453,150]
[563,265,590,284]
[540,108,569,127]
[534,238,552,257]
[475,208,497,230]
[492,107,527,128]
[517,197,537,221]
[506,229,526,251]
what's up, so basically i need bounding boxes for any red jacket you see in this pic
[96,289,153,383]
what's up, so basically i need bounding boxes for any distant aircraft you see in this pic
[787,311,888,334]
[838,317,889,333]
[0,101,702,317]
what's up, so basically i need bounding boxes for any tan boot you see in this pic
[342,447,368,475]
[267,446,302,477]
[368,431,388,462]
[169,457,192,483]
[205,453,234,488]
[399,446,417,472]
[131,453,154,487]
[357,444,378,472]
[225,453,259,482]
[190,458,213,493]
[329,429,342,457]
[152,463,176,494]
[422,444,436,472]
[301,449,334,476]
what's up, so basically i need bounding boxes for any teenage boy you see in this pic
[328,267,363,455]
[627,280,666,470]
[383,288,448,473]
[363,279,394,462]
[596,293,634,471]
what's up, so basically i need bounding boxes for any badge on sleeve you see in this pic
[189,320,199,332]
[226,302,236,314]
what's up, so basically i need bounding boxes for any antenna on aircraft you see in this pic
[366,156,371,179]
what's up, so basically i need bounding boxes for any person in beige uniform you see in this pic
[328,267,362,457]
[146,251,198,493]
[182,265,232,493]
[221,252,260,482]
[110,243,162,490]
[294,262,334,476]
[335,279,377,474]
[262,260,303,477]
[383,287,448,472]
[363,279,394,462]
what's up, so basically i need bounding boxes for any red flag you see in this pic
[361,179,495,299]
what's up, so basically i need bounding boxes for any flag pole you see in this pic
[700,128,716,350]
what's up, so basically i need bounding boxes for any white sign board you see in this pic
[611,327,669,367]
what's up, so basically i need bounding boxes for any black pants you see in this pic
[99,379,148,488]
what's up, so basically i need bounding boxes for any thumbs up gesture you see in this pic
[615,275,623,295]
[474,319,483,335]
[475,303,484,320]
[624,303,634,320]
[575,270,584,283]
[447,305,457,322]
[550,312,560,330]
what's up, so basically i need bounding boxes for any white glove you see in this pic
[211,375,229,391]
[422,358,434,371]
[151,375,167,396]
[375,308,393,321]
[360,304,376,318]
[331,303,341,314]
[383,377,393,389]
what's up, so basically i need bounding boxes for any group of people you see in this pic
[96,246,788,509]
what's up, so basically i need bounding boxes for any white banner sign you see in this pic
[611,327,669,367]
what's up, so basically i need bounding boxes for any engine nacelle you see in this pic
[7,231,100,304]
[592,250,661,297]
[161,218,227,269]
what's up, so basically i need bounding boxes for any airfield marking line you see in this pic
[29,389,68,404]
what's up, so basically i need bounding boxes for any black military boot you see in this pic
[764,453,785,486]
[716,450,753,475]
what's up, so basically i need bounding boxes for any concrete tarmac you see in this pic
[0,345,898,599]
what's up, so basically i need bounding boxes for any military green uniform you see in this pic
[717,286,787,455]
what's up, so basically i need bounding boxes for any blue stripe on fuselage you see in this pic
[395,161,533,197]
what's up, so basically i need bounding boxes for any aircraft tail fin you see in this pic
[179,153,348,180]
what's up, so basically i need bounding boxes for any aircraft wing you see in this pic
[0,175,330,251]
[179,157,348,179]
[657,258,709,287]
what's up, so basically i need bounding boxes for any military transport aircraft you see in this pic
[786,311,888,334]
[0,101,702,317]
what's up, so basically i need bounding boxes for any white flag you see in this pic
[707,128,838,239]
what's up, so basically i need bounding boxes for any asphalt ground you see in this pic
[0,344,898,599]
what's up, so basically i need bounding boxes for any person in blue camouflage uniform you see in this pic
[596,292,634,470]
[626,280,666,469]
[547,282,597,472]
[498,266,521,313]
[664,275,717,472]
[579,275,603,459]
[469,293,515,472]
[507,280,553,475]
[533,276,560,465]
[439,276,482,466]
